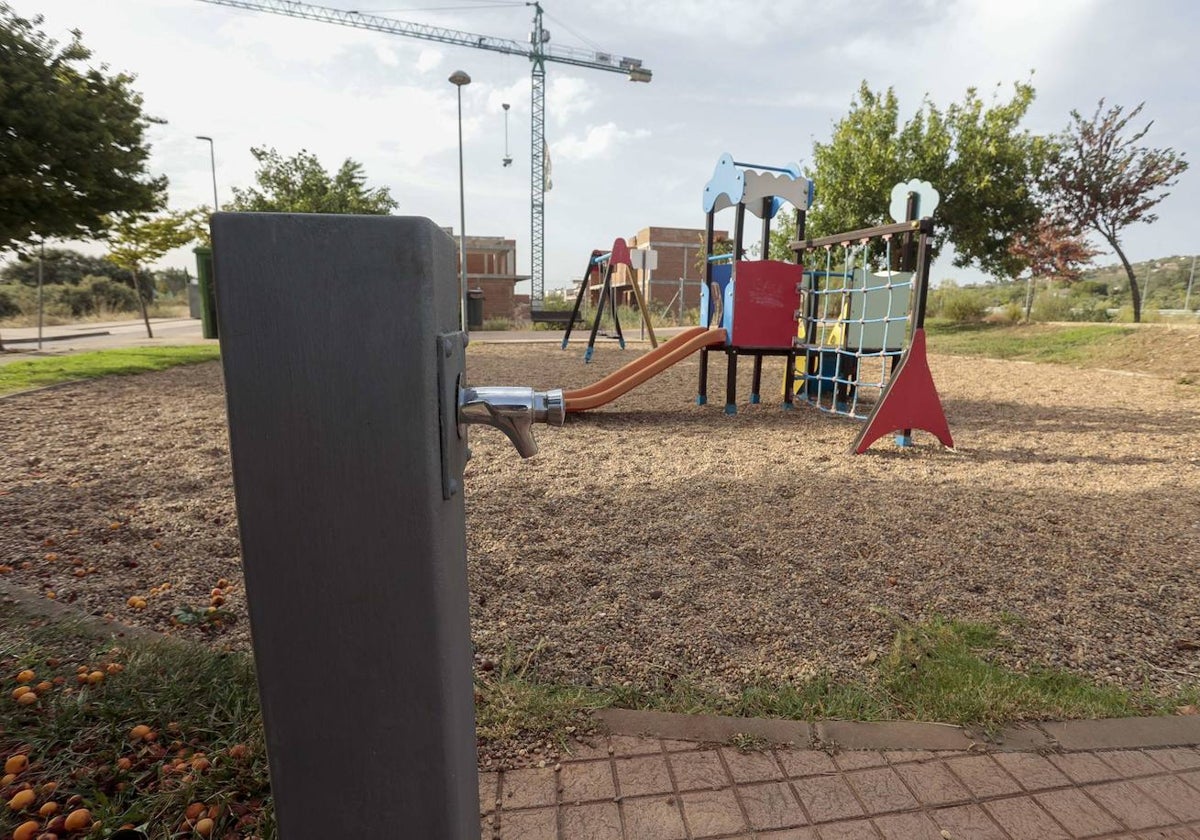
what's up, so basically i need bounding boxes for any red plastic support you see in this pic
[852,328,953,454]
[609,237,632,267]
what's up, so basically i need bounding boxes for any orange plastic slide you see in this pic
[563,327,728,412]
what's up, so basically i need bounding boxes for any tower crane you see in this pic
[194,0,653,309]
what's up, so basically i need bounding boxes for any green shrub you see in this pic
[931,287,987,322]
[57,284,96,316]
[0,286,20,318]
[482,317,515,331]
[83,274,140,312]
[1031,294,1071,322]
[991,302,1023,324]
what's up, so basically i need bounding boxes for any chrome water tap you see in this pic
[458,386,565,458]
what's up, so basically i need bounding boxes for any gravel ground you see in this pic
[2,335,1199,705]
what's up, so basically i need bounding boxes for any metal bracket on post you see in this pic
[438,330,470,499]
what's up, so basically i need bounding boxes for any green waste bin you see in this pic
[194,246,218,339]
[467,288,484,330]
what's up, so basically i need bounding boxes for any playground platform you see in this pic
[481,711,1200,838]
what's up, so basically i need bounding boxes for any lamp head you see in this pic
[448,70,471,87]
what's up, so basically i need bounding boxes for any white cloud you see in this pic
[554,123,650,161]
[547,76,594,126]
[415,49,443,74]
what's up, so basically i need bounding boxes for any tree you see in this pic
[155,267,192,297]
[1045,101,1189,322]
[229,147,398,214]
[1008,218,1098,321]
[0,4,166,251]
[0,247,134,287]
[105,210,201,338]
[777,81,1049,278]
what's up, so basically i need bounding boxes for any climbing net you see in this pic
[794,221,930,420]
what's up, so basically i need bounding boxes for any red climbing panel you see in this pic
[852,328,953,453]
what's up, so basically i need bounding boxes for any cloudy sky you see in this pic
[17,0,1199,294]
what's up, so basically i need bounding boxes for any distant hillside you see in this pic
[1080,255,1197,309]
[946,254,1198,320]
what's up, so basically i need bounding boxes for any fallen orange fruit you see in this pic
[12,820,39,840]
[7,789,36,811]
[4,754,29,774]
[64,807,92,831]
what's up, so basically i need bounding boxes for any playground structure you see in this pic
[561,157,954,453]
[560,239,659,361]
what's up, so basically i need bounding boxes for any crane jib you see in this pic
[193,0,651,307]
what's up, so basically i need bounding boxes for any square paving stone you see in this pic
[738,780,809,830]
[616,754,674,797]
[833,751,889,771]
[680,789,749,838]
[480,772,499,814]
[757,829,816,840]
[721,747,785,782]
[501,767,558,809]
[930,804,1009,840]
[564,738,613,761]
[561,801,622,840]
[1136,775,1200,821]
[1146,748,1200,772]
[943,754,1022,798]
[845,767,918,813]
[669,750,730,792]
[985,797,1071,840]
[794,775,865,822]
[497,807,556,840]
[1048,752,1123,785]
[813,818,881,839]
[883,750,936,764]
[894,761,971,805]
[608,735,662,756]
[622,795,687,840]
[778,750,838,778]
[1100,750,1170,778]
[560,759,616,804]
[873,811,943,840]
[1085,781,1175,830]
[1035,788,1124,837]
[993,752,1072,791]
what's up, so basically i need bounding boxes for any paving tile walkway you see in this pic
[479,734,1200,839]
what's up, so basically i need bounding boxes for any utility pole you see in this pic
[1185,254,1196,313]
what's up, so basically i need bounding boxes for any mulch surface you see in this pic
[2,334,1198,701]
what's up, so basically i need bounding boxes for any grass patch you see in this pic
[0,346,220,395]
[0,608,270,840]
[879,617,1163,728]
[925,321,1134,364]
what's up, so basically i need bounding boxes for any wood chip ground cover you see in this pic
[1,337,1198,710]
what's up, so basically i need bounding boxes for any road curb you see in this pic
[595,707,1200,754]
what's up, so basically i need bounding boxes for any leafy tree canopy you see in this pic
[775,80,1049,278]
[0,3,166,252]
[229,147,398,214]
[105,208,203,337]
[0,247,133,287]
[1044,100,1188,322]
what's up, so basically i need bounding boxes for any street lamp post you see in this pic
[449,70,471,332]
[195,136,219,213]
